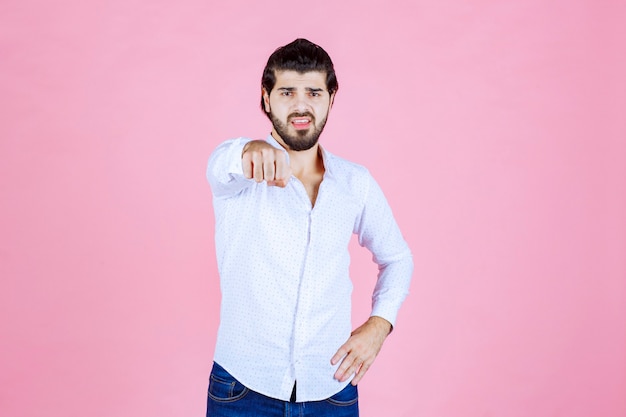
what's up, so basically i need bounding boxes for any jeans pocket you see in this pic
[207,362,249,403]
[326,383,358,406]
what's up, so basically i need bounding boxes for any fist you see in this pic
[242,140,291,187]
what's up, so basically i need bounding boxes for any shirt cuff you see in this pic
[226,137,253,176]
[370,303,401,329]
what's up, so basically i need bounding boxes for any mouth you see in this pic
[289,115,313,130]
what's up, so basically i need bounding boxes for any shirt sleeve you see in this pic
[354,173,413,328]
[206,137,254,199]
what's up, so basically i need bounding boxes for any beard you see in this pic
[270,111,328,151]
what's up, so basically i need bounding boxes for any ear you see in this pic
[262,88,271,113]
[329,92,336,108]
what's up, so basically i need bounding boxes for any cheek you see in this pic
[315,104,330,121]
[269,99,285,115]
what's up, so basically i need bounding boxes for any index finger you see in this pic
[331,344,349,366]
[242,152,253,179]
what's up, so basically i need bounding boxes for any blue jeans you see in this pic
[206,362,359,417]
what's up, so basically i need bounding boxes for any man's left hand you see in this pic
[331,316,392,386]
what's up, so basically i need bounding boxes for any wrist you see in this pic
[368,315,392,336]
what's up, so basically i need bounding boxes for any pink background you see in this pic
[1,1,625,416]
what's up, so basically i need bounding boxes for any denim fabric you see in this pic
[206,362,359,417]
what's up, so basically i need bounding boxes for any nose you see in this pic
[293,93,311,113]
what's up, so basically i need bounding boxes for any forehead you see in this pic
[273,70,327,89]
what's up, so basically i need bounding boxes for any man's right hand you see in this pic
[242,140,292,187]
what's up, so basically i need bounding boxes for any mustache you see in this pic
[288,112,315,120]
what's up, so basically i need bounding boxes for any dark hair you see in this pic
[260,38,338,115]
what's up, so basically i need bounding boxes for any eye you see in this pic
[280,91,292,96]
[309,91,320,97]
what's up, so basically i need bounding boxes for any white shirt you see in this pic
[206,135,413,402]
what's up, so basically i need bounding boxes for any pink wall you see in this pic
[1,1,625,416]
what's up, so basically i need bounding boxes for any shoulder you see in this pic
[324,149,370,177]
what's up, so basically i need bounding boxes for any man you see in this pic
[206,38,413,417]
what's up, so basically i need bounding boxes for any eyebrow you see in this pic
[276,87,325,92]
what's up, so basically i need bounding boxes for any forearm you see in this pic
[370,253,414,328]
